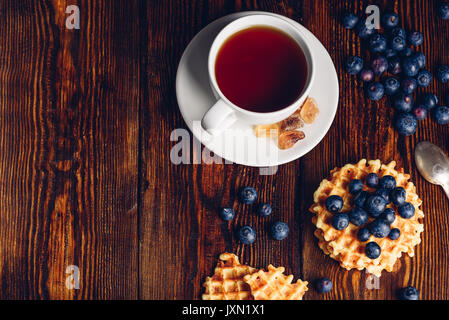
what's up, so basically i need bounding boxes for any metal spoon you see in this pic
[415,141,449,199]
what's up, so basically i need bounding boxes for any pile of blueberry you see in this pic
[343,8,449,136]
[220,186,289,244]
[325,173,415,259]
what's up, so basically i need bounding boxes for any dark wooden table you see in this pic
[0,0,448,300]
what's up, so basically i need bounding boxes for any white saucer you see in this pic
[176,11,339,167]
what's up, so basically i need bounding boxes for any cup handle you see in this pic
[201,99,237,135]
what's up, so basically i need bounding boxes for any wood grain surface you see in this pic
[0,0,448,300]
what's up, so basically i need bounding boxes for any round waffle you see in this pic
[309,159,424,277]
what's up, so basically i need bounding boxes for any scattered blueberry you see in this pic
[239,187,258,204]
[390,27,406,39]
[220,208,235,221]
[359,68,374,82]
[398,47,413,58]
[384,77,400,95]
[394,113,418,136]
[401,77,417,94]
[385,48,397,59]
[365,241,381,259]
[371,56,388,76]
[413,105,428,121]
[365,195,387,218]
[402,56,420,77]
[382,12,399,29]
[368,218,391,238]
[258,203,272,217]
[388,228,401,240]
[356,18,376,39]
[331,213,350,231]
[342,13,359,29]
[390,35,406,51]
[407,31,423,46]
[375,188,391,204]
[345,56,364,75]
[440,3,449,20]
[393,93,413,112]
[349,179,364,195]
[421,93,439,109]
[357,227,371,242]
[390,187,407,206]
[416,70,432,87]
[398,202,415,219]
[379,175,397,190]
[380,208,396,224]
[399,286,419,300]
[388,57,402,75]
[354,191,370,208]
[314,278,332,293]
[411,52,426,69]
[366,173,379,188]
[270,221,289,240]
[436,65,449,83]
[349,207,369,226]
[369,34,387,53]
[238,226,257,244]
[434,106,449,125]
[326,195,344,213]
[365,82,385,101]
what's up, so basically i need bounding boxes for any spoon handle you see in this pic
[443,182,449,200]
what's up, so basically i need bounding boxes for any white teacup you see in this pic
[201,14,315,136]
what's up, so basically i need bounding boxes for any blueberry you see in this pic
[388,228,401,240]
[434,106,449,124]
[258,203,272,217]
[390,187,407,206]
[314,278,332,293]
[345,56,364,75]
[374,189,391,204]
[416,70,432,87]
[380,208,396,224]
[357,227,371,242]
[390,36,406,51]
[354,191,370,208]
[365,82,384,101]
[349,207,369,226]
[388,57,402,75]
[390,27,406,39]
[239,187,258,204]
[331,213,350,231]
[436,65,449,83]
[413,105,428,121]
[385,48,397,59]
[401,77,417,94]
[398,47,413,58]
[402,56,420,77]
[365,241,381,259]
[440,3,449,20]
[411,52,426,69]
[379,175,397,190]
[356,18,376,39]
[368,218,391,238]
[349,179,364,195]
[399,286,419,300]
[407,31,423,46]
[384,77,400,95]
[371,56,388,76]
[359,68,374,82]
[342,13,359,29]
[369,34,387,53]
[365,195,387,218]
[365,173,379,188]
[220,208,235,221]
[395,113,418,136]
[326,195,344,213]
[421,93,439,109]
[393,93,413,112]
[270,221,289,240]
[382,12,399,29]
[238,226,257,244]
[398,202,415,219]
